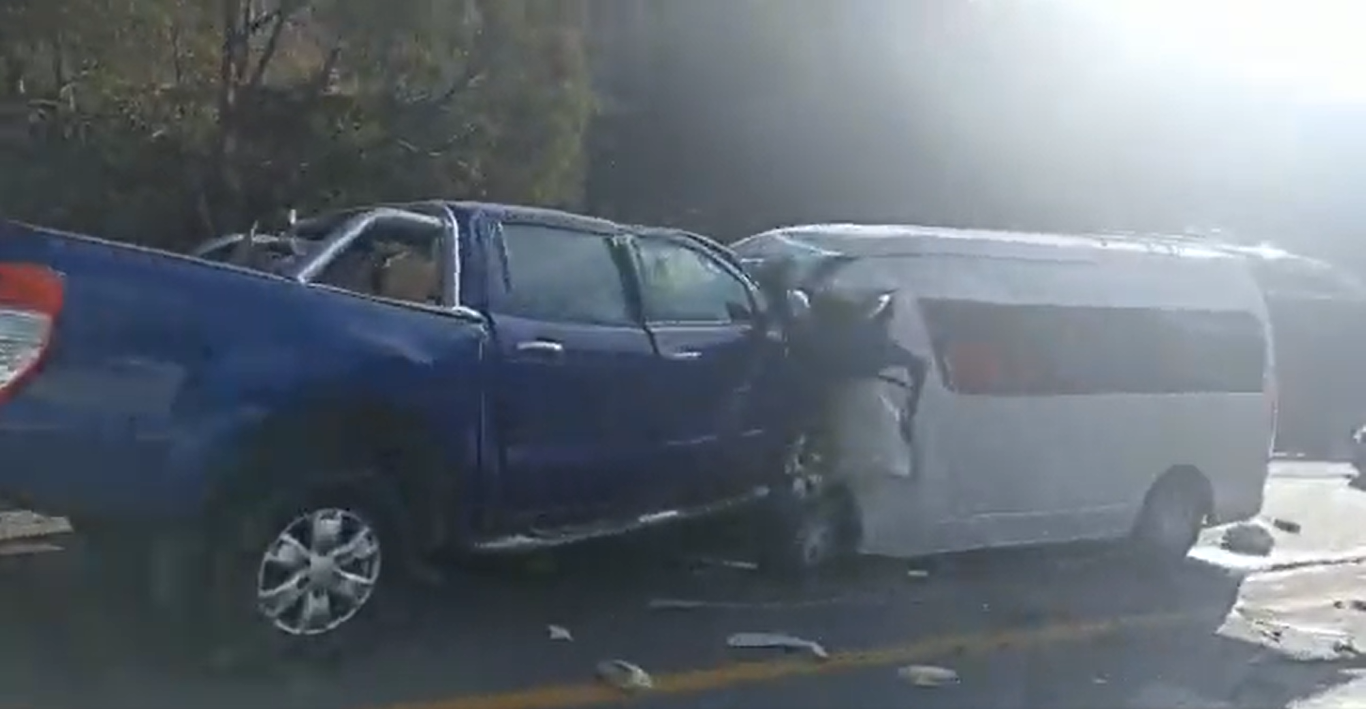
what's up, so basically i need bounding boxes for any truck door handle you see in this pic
[515,339,565,356]
[665,349,701,360]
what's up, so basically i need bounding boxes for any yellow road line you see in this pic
[383,611,1190,709]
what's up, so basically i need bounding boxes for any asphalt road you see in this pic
[0,463,1363,709]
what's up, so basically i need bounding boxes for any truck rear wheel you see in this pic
[194,482,404,670]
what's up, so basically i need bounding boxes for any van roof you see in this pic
[742,223,1242,262]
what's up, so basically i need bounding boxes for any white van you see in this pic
[734,224,1277,562]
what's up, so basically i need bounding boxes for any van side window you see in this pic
[920,300,1266,396]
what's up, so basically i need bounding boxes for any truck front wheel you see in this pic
[757,489,862,577]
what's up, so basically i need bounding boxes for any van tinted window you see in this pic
[919,300,1266,396]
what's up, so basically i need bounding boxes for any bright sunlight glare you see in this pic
[1073,0,1366,102]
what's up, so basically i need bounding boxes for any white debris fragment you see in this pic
[547,625,573,641]
[649,594,884,612]
[689,556,759,572]
[0,540,63,557]
[906,568,930,579]
[1221,522,1276,556]
[1333,638,1363,657]
[0,511,71,541]
[648,598,710,611]
[726,632,830,660]
[595,660,653,692]
[898,664,959,687]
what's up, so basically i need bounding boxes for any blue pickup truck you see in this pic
[0,202,876,657]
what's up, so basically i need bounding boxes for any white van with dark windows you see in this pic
[735,224,1277,563]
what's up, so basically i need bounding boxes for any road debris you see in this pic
[0,540,63,557]
[1332,638,1363,658]
[1270,518,1302,534]
[1221,522,1276,556]
[0,511,71,541]
[1331,598,1366,613]
[648,598,711,611]
[906,568,930,579]
[897,664,959,687]
[547,625,573,641]
[689,556,759,572]
[648,593,889,612]
[595,660,653,692]
[726,632,830,660]
[1244,617,1365,662]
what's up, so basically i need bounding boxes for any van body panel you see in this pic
[735,225,1275,559]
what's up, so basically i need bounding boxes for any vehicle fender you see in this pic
[167,347,480,548]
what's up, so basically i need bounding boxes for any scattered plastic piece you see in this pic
[726,632,829,660]
[906,568,930,579]
[547,625,573,641]
[898,664,959,687]
[649,594,887,612]
[648,598,710,611]
[690,556,760,572]
[596,659,653,692]
[1270,518,1302,534]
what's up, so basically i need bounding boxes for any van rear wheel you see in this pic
[1130,474,1209,565]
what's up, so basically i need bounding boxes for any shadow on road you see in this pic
[0,526,1357,709]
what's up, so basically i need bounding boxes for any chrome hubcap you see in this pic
[255,508,382,636]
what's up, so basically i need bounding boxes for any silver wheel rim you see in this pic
[255,507,382,636]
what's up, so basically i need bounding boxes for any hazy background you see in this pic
[585,0,1366,276]
[2,0,1362,277]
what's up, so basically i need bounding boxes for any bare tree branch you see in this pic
[246,7,289,88]
[305,42,342,98]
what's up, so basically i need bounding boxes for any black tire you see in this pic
[757,491,861,578]
[185,482,407,672]
[1130,474,1208,566]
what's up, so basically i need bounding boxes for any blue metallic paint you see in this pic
[0,202,792,549]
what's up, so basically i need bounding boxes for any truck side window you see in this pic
[497,223,634,326]
[635,237,754,324]
[314,226,442,305]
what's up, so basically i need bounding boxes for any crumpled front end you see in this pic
[777,282,925,511]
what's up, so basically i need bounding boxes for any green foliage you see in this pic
[0,0,593,248]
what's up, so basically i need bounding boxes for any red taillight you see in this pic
[0,263,62,404]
